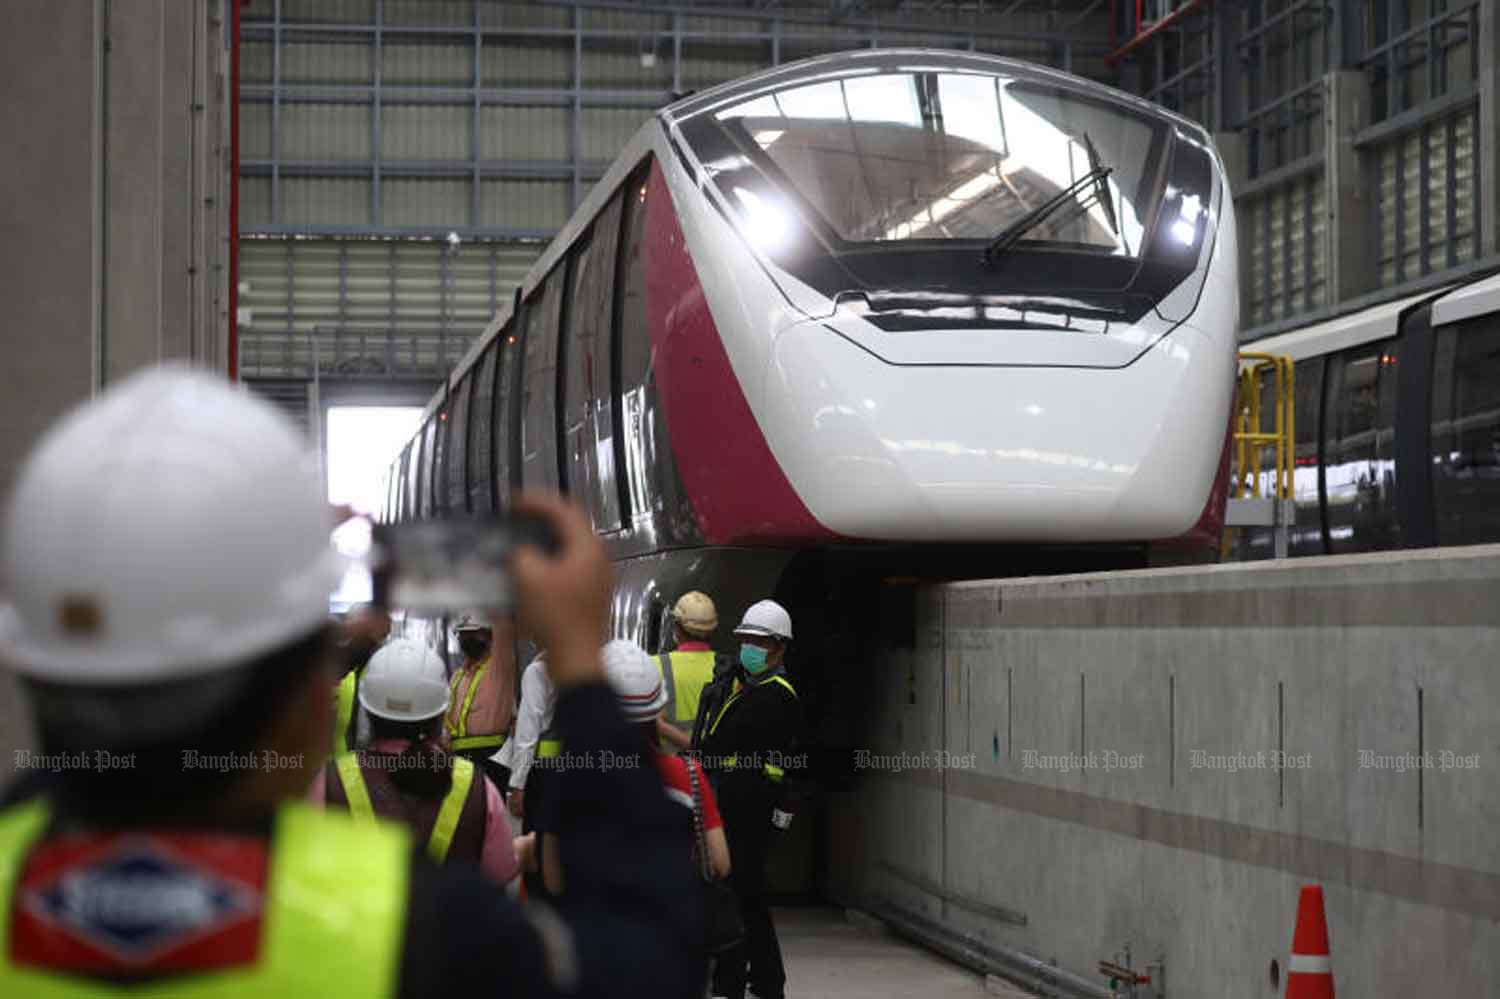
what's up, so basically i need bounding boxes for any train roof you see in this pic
[1244,286,1452,361]
[659,48,1211,142]
[1431,270,1500,327]
[1244,267,1500,363]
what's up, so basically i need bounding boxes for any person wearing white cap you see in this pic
[699,600,803,999]
[540,639,729,898]
[307,638,518,884]
[0,365,704,998]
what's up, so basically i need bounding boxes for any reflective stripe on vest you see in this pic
[537,733,563,759]
[658,650,715,729]
[0,799,408,998]
[721,756,786,783]
[450,734,506,752]
[332,670,358,756]
[333,753,477,864]
[446,657,491,742]
[708,673,797,737]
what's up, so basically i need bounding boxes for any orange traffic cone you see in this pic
[1285,884,1334,998]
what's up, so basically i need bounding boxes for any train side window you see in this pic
[563,192,625,533]
[418,417,437,518]
[520,267,565,492]
[616,157,694,534]
[1322,340,1399,553]
[397,444,411,521]
[467,342,498,514]
[1430,315,1500,545]
[1291,357,1326,555]
[432,399,452,516]
[445,375,472,514]
[618,166,655,521]
[496,315,522,502]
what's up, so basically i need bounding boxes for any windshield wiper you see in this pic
[983,134,1115,263]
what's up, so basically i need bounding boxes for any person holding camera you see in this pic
[0,366,702,999]
[308,637,519,886]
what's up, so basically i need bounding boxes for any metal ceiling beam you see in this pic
[531,0,1109,46]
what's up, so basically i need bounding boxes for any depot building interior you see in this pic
[3,2,1500,998]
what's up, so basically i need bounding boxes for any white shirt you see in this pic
[495,656,555,790]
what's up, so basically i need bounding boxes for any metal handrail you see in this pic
[1233,351,1295,501]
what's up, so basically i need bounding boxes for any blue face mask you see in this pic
[739,643,770,675]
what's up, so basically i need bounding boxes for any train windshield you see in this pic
[706,70,1167,256]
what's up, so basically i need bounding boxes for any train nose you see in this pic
[763,319,1233,542]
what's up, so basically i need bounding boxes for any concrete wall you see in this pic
[829,545,1500,997]
[0,0,229,499]
[0,0,229,794]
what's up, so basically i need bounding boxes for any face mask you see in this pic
[459,635,490,660]
[739,643,770,675]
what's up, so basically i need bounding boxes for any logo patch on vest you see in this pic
[12,833,266,974]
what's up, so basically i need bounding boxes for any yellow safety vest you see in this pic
[333,753,476,864]
[331,669,359,756]
[0,799,408,998]
[446,657,506,752]
[658,650,716,730]
[707,673,797,782]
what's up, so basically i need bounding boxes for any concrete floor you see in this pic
[776,908,1032,998]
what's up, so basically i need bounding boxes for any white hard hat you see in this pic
[452,613,489,633]
[672,591,717,636]
[0,364,343,684]
[601,639,666,721]
[358,638,450,722]
[733,599,793,640]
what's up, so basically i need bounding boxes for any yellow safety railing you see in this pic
[1232,352,1295,501]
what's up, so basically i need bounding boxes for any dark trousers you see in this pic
[457,750,510,797]
[711,773,784,999]
[520,765,551,900]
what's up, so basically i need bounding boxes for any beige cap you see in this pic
[672,591,717,636]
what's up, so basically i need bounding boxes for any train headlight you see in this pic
[733,186,793,253]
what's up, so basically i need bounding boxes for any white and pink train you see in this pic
[385,49,1239,655]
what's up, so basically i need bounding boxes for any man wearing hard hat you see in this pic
[0,366,702,998]
[444,612,514,791]
[655,591,722,752]
[698,599,804,999]
[311,638,519,884]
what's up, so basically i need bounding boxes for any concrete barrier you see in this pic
[828,544,1500,997]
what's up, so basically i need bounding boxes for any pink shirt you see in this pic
[444,654,514,745]
[307,739,518,885]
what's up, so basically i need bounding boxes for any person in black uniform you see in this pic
[0,367,701,999]
[698,599,803,999]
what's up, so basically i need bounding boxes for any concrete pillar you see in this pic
[1479,0,1500,257]
[0,0,228,498]
[1324,70,1372,304]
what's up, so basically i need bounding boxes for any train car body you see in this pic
[383,48,1239,701]
[1230,270,1500,560]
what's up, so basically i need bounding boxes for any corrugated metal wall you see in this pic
[1375,106,1479,286]
[239,238,542,379]
[1244,172,1327,327]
